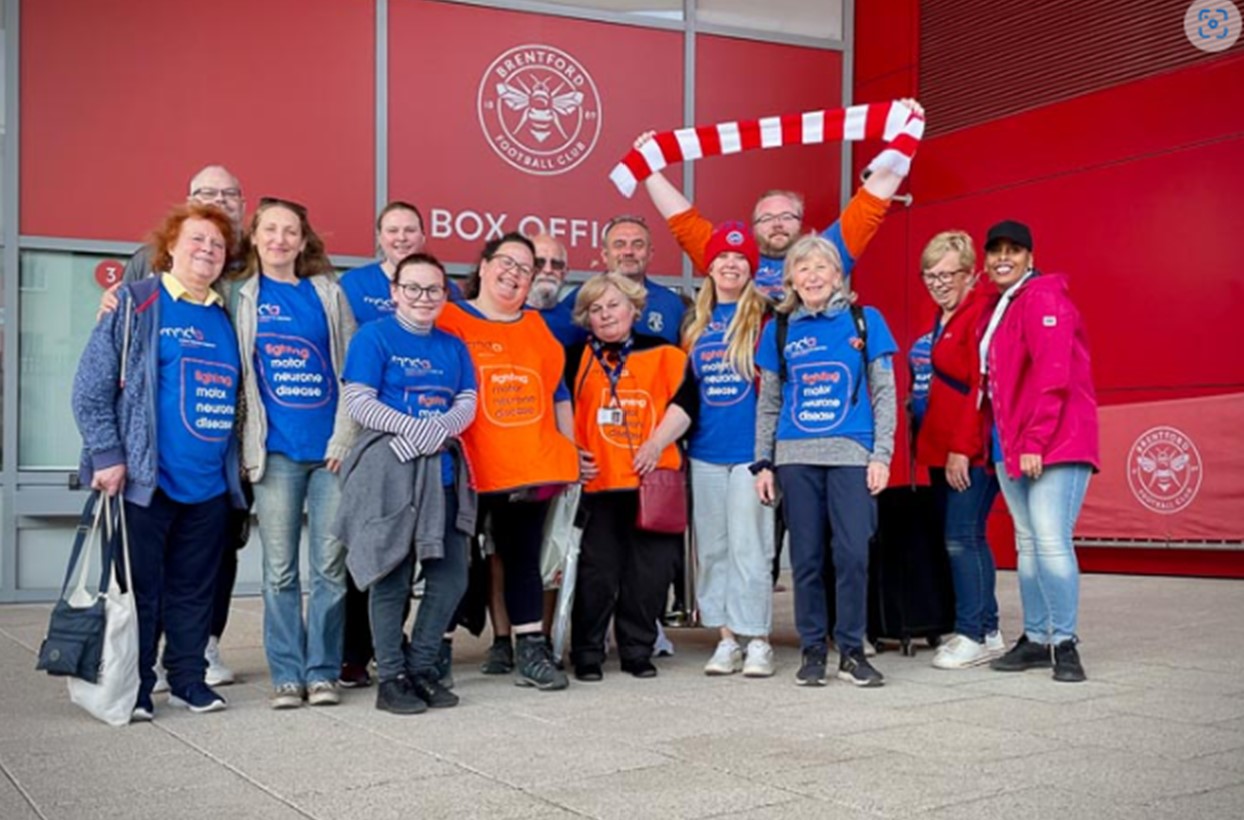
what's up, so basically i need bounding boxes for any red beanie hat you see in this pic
[703,220,759,275]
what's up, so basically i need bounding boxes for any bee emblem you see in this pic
[1127,426,1203,515]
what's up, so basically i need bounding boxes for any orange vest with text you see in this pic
[438,303,579,493]
[572,342,687,493]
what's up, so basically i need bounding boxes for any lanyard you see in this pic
[588,336,634,405]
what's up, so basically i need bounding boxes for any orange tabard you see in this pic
[571,344,688,493]
[438,303,579,492]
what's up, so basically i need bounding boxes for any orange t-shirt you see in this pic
[571,343,688,493]
[438,303,579,493]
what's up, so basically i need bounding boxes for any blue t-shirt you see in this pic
[155,288,241,503]
[754,221,857,301]
[340,262,463,327]
[755,306,897,452]
[687,303,756,465]
[343,316,477,485]
[254,276,338,462]
[538,302,583,347]
[991,424,1004,465]
[907,318,942,427]
[557,277,687,345]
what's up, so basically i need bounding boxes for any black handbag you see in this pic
[35,493,112,682]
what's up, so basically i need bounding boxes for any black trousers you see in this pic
[571,491,679,667]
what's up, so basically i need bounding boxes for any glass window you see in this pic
[696,0,842,40]
[19,250,129,470]
[523,0,683,21]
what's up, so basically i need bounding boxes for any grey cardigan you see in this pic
[230,273,359,482]
[333,430,477,591]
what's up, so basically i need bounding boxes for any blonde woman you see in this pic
[679,223,777,677]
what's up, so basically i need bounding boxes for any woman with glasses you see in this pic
[229,197,358,709]
[909,231,1006,670]
[437,232,582,691]
[336,252,477,714]
[977,221,1098,683]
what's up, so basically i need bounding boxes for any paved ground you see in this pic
[2,570,1243,820]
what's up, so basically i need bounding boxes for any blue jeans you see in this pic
[255,454,346,686]
[995,462,1092,645]
[369,492,468,682]
[777,464,874,654]
[931,466,1001,642]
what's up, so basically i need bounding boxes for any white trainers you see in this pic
[932,633,992,669]
[742,639,775,678]
[204,636,235,686]
[984,629,1007,658]
[152,660,170,694]
[704,639,743,675]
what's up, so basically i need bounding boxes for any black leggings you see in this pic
[479,493,551,627]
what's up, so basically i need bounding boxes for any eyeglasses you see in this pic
[258,196,308,218]
[395,282,447,301]
[921,268,969,285]
[753,211,802,226]
[192,187,243,203]
[534,256,567,273]
[490,253,534,279]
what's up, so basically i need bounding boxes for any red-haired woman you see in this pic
[72,202,248,720]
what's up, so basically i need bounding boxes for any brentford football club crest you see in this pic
[1127,425,1204,514]
[477,44,602,176]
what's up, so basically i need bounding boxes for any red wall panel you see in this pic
[21,0,376,255]
[853,0,919,86]
[388,1,683,273]
[855,7,1244,575]
[694,36,843,246]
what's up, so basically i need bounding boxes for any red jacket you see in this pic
[980,274,1100,479]
[915,286,989,468]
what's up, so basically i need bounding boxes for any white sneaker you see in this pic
[984,629,1006,658]
[704,639,743,675]
[204,636,235,686]
[932,633,991,669]
[152,661,169,694]
[864,639,878,658]
[742,639,775,678]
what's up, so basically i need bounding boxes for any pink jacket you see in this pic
[980,274,1100,479]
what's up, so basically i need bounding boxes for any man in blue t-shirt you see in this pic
[526,234,580,347]
[549,216,687,345]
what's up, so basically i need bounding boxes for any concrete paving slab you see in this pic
[41,785,309,820]
[1090,661,1244,698]
[764,748,1017,816]
[291,772,582,820]
[0,771,42,820]
[918,784,1163,820]
[1028,712,1244,761]
[533,760,799,820]
[1097,689,1244,726]
[656,728,888,778]
[841,718,1062,765]
[954,671,1134,703]
[707,797,880,819]
[978,746,1244,805]
[930,693,1123,731]
[1147,783,1244,819]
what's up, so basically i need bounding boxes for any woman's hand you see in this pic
[95,283,121,322]
[755,469,777,506]
[634,130,657,150]
[578,448,600,483]
[1020,453,1043,480]
[945,452,971,492]
[898,97,925,118]
[632,439,662,476]
[325,458,342,474]
[866,462,890,496]
[92,464,127,497]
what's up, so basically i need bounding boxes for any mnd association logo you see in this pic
[477,44,602,176]
[1127,425,1204,515]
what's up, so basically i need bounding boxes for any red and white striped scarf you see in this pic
[609,100,925,198]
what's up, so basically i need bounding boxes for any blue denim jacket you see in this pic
[71,277,246,509]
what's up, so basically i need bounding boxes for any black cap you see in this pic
[985,220,1033,252]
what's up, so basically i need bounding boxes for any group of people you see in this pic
[70,97,1100,722]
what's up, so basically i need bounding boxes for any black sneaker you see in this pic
[168,682,227,713]
[131,691,155,722]
[620,658,658,678]
[796,648,828,686]
[837,650,884,688]
[480,637,515,675]
[435,639,455,690]
[1052,639,1087,683]
[574,662,603,682]
[338,661,373,689]
[990,635,1053,672]
[515,634,569,691]
[376,675,428,715]
[409,671,460,708]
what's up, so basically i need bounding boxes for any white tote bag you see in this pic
[68,499,140,726]
[539,484,583,590]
